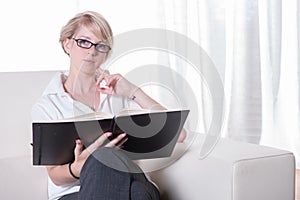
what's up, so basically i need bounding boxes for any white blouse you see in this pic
[31,71,137,200]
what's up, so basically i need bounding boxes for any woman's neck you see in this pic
[64,68,97,94]
[64,68,100,111]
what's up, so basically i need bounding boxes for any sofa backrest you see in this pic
[0,71,57,199]
[0,71,57,159]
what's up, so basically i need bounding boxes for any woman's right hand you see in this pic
[70,132,127,178]
[96,68,138,99]
[46,132,127,186]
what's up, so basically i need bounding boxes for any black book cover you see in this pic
[32,109,189,165]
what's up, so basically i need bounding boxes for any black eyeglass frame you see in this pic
[72,38,111,53]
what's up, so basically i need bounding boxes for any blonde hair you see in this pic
[59,11,113,57]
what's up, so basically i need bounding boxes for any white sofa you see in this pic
[0,71,295,200]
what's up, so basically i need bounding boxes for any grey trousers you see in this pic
[59,147,160,200]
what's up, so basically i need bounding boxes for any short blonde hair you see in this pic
[59,11,113,57]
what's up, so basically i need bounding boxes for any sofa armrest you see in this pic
[138,132,295,200]
[0,155,48,200]
[0,130,295,200]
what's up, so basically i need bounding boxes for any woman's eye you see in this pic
[97,44,106,49]
[79,40,91,47]
[96,44,110,52]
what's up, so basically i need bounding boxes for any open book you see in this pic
[32,109,190,165]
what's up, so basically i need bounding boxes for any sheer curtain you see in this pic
[3,0,298,165]
[158,0,300,167]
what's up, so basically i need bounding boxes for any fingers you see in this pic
[96,71,136,98]
[105,74,120,87]
[105,133,127,148]
[74,139,83,160]
[96,71,116,94]
[83,132,112,156]
[97,84,114,95]
[96,68,105,75]
[96,68,110,85]
[115,136,128,149]
[97,68,110,75]
[96,70,106,86]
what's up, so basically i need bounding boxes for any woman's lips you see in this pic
[83,59,95,63]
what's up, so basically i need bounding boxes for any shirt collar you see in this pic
[42,71,69,97]
[43,71,112,112]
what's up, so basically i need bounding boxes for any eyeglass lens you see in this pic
[73,38,110,53]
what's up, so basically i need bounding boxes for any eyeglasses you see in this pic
[72,38,111,53]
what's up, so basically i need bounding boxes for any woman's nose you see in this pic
[87,46,97,55]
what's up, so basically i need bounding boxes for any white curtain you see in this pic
[3,0,298,166]
[158,0,300,167]
[258,0,300,167]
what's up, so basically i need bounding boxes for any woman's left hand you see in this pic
[96,69,138,98]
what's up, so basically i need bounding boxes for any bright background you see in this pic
[0,0,165,72]
[1,0,300,170]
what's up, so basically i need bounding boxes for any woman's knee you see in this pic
[130,181,160,200]
[84,147,143,174]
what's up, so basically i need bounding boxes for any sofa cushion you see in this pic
[0,155,48,199]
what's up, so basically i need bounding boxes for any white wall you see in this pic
[0,0,161,72]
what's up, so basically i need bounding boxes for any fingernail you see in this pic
[76,139,81,144]
[106,132,112,136]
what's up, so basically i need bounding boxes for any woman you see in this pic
[32,11,185,200]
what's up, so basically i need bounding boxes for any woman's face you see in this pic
[64,25,108,74]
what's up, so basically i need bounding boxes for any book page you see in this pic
[36,112,114,123]
[116,108,151,117]
[68,112,113,121]
[115,108,186,117]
